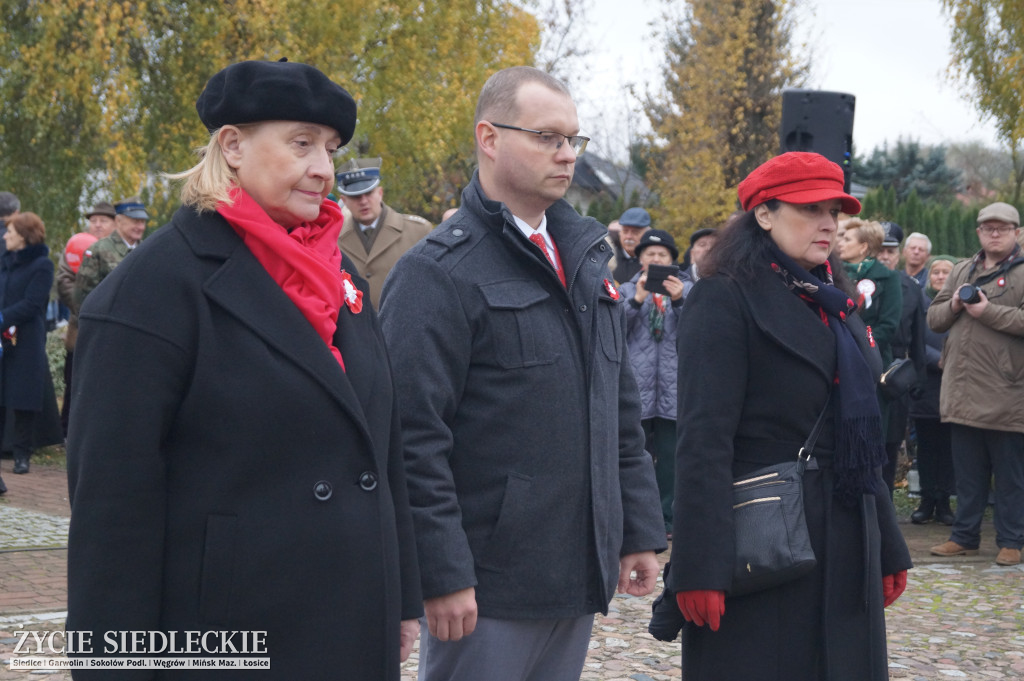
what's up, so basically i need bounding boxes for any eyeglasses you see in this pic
[977,224,1018,235]
[490,123,589,155]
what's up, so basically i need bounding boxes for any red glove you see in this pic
[676,590,725,631]
[882,570,907,607]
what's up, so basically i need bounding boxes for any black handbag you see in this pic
[879,356,916,400]
[729,397,829,597]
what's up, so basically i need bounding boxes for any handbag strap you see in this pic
[798,392,832,462]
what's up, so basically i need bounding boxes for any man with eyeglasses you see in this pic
[380,66,664,680]
[928,201,1024,567]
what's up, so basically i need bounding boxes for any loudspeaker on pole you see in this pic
[780,89,856,192]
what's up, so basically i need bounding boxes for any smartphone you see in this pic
[645,264,680,295]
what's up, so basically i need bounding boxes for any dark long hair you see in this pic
[701,200,854,296]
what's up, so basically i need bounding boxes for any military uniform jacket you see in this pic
[72,232,133,310]
[338,203,432,309]
[379,172,665,620]
[66,207,421,680]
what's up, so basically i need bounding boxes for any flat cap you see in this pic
[619,207,651,228]
[86,201,116,219]
[196,59,357,144]
[977,202,1019,226]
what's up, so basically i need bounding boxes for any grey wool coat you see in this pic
[670,267,912,681]
[380,172,666,620]
[66,207,421,680]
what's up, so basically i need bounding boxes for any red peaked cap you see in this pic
[737,152,861,215]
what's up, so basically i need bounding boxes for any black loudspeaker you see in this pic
[780,89,856,191]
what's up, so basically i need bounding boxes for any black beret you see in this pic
[196,60,357,144]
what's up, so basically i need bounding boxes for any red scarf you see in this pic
[217,186,347,371]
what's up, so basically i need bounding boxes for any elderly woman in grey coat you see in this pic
[619,228,684,537]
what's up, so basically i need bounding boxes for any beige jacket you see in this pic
[338,203,432,309]
[928,253,1024,433]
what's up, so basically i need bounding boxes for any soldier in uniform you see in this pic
[73,197,148,309]
[56,201,117,436]
[336,158,432,309]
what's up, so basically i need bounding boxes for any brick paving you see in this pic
[2,461,1022,679]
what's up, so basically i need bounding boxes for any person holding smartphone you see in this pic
[619,228,684,538]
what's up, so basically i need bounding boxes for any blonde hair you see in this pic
[844,218,884,257]
[165,128,243,212]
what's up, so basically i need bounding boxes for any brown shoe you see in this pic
[996,547,1021,566]
[930,540,979,557]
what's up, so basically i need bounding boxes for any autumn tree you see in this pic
[645,0,807,238]
[0,0,541,250]
[942,0,1024,202]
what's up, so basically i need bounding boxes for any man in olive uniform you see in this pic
[73,198,148,309]
[56,201,117,436]
[336,158,433,309]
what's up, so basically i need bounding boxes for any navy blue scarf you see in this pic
[767,243,887,507]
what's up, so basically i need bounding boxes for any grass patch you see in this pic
[31,443,67,470]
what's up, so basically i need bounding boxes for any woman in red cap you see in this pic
[665,152,911,679]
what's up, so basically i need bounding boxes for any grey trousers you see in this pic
[950,424,1024,550]
[417,614,595,681]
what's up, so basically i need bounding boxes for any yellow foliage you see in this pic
[646,0,806,241]
[0,0,542,248]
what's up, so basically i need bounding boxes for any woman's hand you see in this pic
[882,570,907,607]
[676,589,725,631]
[399,619,420,662]
[664,275,684,301]
[634,273,650,304]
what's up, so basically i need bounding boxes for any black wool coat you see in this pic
[669,266,912,681]
[0,243,54,411]
[66,207,421,680]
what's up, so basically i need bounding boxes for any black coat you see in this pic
[66,207,421,680]
[670,267,912,681]
[0,243,53,411]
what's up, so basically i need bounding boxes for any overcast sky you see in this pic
[575,0,1001,163]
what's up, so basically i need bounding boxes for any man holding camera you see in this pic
[928,201,1024,566]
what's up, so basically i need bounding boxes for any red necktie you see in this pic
[529,233,566,287]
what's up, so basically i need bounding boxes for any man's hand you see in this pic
[634,273,650,304]
[664,275,685,301]
[424,587,478,641]
[399,619,420,662]
[963,289,989,318]
[617,551,660,596]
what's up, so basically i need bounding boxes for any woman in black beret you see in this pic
[66,60,422,679]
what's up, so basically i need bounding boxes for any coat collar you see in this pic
[461,171,607,292]
[735,266,836,383]
[173,207,375,446]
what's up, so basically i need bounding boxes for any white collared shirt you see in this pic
[512,213,553,261]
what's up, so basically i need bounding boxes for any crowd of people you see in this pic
[0,57,1021,680]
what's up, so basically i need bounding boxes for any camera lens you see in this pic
[959,283,982,305]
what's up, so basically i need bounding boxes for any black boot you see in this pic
[934,497,955,526]
[13,454,29,474]
[0,472,6,494]
[911,497,935,524]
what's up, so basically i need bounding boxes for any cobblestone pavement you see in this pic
[3,462,1023,679]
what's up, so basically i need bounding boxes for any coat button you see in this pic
[314,480,333,501]
[451,228,464,237]
[590,256,597,262]
[579,304,588,312]
[358,471,378,492]
[599,243,607,251]
[366,271,374,278]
